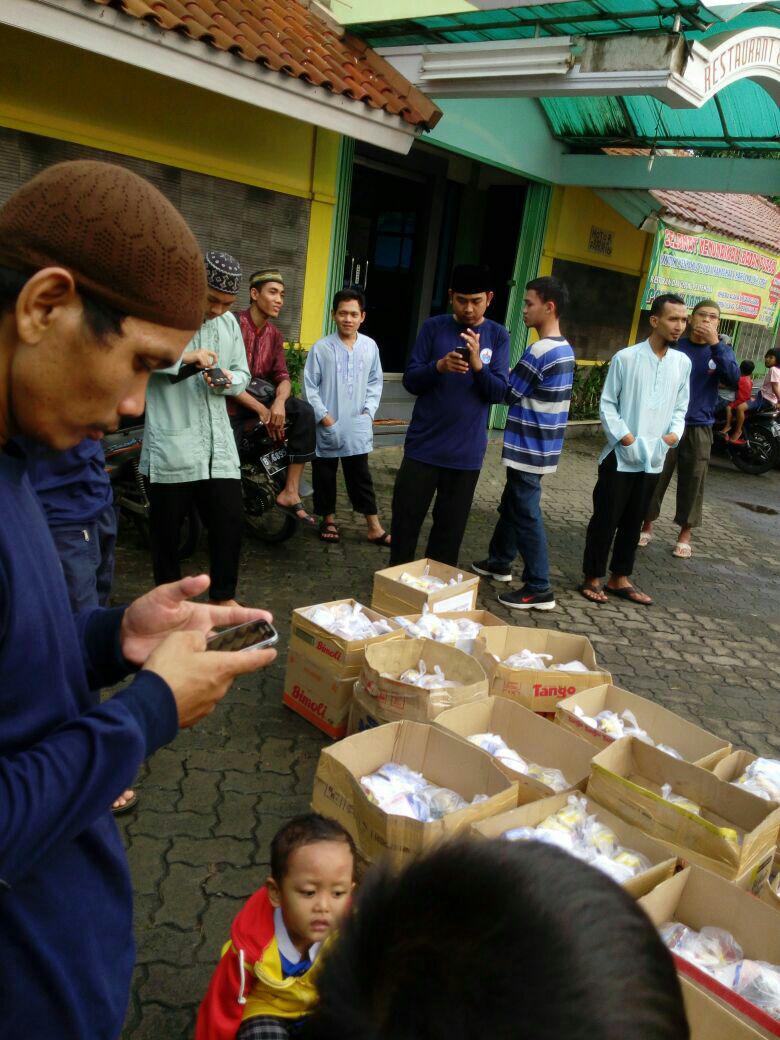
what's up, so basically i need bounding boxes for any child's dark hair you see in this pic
[270,813,356,881]
[526,276,569,318]
[740,359,755,376]
[306,839,688,1040]
[333,287,365,313]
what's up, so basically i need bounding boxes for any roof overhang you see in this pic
[2,0,423,155]
[378,26,780,109]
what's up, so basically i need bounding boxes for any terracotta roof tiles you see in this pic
[89,0,441,130]
[651,190,780,253]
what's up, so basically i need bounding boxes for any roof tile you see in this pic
[652,190,780,252]
[91,0,440,130]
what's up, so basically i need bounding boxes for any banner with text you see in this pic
[642,221,780,330]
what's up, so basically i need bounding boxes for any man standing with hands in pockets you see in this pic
[580,294,690,607]
[0,161,276,1040]
[390,264,509,567]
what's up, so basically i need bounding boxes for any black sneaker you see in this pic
[472,559,512,583]
[498,585,556,611]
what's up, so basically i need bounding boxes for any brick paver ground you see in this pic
[117,439,780,1039]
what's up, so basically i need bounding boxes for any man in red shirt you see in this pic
[233,269,317,526]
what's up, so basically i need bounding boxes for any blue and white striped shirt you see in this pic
[502,336,575,475]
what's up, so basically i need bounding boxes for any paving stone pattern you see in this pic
[117,441,780,1038]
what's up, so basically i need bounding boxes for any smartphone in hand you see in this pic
[206,619,279,652]
[206,367,230,388]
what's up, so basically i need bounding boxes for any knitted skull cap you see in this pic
[0,160,206,331]
[205,250,241,296]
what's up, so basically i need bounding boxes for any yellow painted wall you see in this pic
[541,186,649,277]
[0,25,340,344]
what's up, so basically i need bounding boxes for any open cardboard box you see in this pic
[311,720,518,867]
[713,750,779,801]
[639,866,780,1039]
[475,626,611,716]
[288,599,402,672]
[588,737,780,881]
[556,684,731,769]
[371,558,479,617]
[435,696,595,803]
[392,609,508,653]
[472,790,677,897]
[356,637,489,727]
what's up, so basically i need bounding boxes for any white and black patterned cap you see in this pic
[205,249,241,295]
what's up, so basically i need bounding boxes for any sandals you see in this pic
[605,583,652,606]
[637,531,652,548]
[580,581,608,604]
[368,531,391,547]
[672,542,692,559]
[111,790,138,815]
[319,521,340,543]
[275,501,317,528]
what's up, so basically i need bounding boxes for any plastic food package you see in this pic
[302,602,392,641]
[399,565,464,593]
[392,605,483,646]
[661,923,780,1021]
[571,706,683,759]
[501,649,593,673]
[660,783,702,815]
[359,761,484,822]
[394,658,457,690]
[503,794,652,881]
[732,757,780,803]
[468,732,569,792]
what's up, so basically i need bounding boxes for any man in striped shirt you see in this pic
[473,277,574,610]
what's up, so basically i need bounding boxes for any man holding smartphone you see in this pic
[142,250,251,605]
[389,264,510,567]
[0,163,276,1040]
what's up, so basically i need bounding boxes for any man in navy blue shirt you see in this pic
[389,265,510,567]
[639,299,739,559]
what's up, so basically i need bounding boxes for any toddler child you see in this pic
[720,358,754,440]
[196,814,356,1040]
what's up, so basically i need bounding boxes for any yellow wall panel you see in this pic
[543,186,648,276]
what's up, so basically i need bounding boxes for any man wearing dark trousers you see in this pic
[581,294,691,607]
[389,265,510,567]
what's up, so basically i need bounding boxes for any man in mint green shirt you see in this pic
[142,251,250,604]
[581,293,690,607]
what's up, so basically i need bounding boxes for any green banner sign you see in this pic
[642,220,780,331]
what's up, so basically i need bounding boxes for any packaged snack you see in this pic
[661,923,743,971]
[733,757,780,803]
[660,783,702,816]
[396,659,457,690]
[502,649,554,670]
[399,565,464,593]
[393,606,483,646]
[359,761,484,822]
[572,706,683,759]
[302,602,392,640]
[467,733,568,791]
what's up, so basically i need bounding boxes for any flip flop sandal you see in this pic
[637,531,652,548]
[111,791,138,815]
[275,502,317,527]
[319,521,340,543]
[605,584,653,606]
[579,582,608,604]
[368,531,391,547]
[672,542,692,559]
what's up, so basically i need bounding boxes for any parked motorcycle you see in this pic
[712,397,780,476]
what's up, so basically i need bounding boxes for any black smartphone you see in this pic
[206,619,278,652]
[206,367,230,387]
[455,344,470,362]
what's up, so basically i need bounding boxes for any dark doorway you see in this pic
[478,185,526,327]
[344,161,431,372]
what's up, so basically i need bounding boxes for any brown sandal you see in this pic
[319,521,340,543]
[605,583,652,606]
[579,581,608,604]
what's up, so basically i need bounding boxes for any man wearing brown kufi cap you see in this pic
[0,160,276,1040]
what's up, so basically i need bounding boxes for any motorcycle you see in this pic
[712,396,780,476]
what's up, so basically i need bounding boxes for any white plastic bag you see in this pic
[302,601,391,640]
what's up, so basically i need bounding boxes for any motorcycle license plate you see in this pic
[260,447,288,476]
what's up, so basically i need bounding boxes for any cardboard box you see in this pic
[472,790,677,896]
[392,609,508,653]
[311,720,519,866]
[681,977,767,1040]
[712,750,779,802]
[435,696,595,803]
[556,684,731,769]
[371,559,479,617]
[348,681,381,737]
[357,637,489,726]
[474,626,611,716]
[588,737,780,881]
[289,599,401,673]
[283,649,357,740]
[639,867,780,1039]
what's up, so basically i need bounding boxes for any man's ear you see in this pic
[266,876,282,908]
[15,267,79,345]
[485,291,495,308]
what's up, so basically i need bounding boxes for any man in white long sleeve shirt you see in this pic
[581,294,690,607]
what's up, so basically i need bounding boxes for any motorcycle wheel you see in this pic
[242,474,297,544]
[731,429,778,475]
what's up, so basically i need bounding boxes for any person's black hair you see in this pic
[333,287,366,313]
[306,839,689,1040]
[269,813,356,882]
[740,359,755,376]
[691,298,720,316]
[526,276,569,318]
[0,264,126,341]
[650,293,686,318]
[766,348,779,366]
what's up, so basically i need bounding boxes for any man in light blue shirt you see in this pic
[304,288,388,546]
[581,294,690,607]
